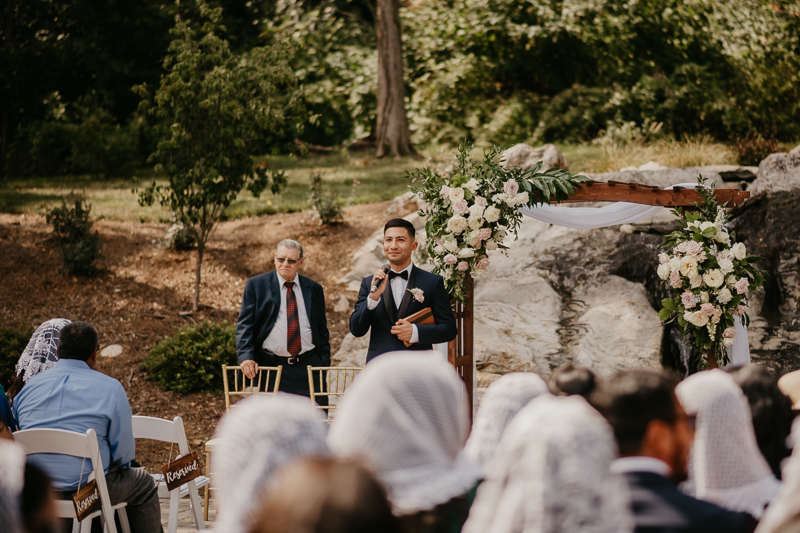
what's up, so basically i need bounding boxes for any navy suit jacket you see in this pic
[236,271,330,365]
[349,266,457,362]
[623,471,751,533]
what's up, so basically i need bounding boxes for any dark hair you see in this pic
[384,218,415,240]
[591,370,678,456]
[730,365,795,479]
[249,457,399,533]
[57,322,98,361]
[548,363,597,399]
[22,462,56,533]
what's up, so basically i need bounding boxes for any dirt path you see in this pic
[1,202,396,471]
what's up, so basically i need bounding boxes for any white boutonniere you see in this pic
[407,288,425,303]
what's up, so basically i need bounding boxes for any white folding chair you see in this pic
[13,428,131,533]
[132,415,209,533]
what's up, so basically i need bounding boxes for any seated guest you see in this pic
[328,352,482,533]
[463,395,634,533]
[464,372,549,474]
[7,319,71,401]
[13,322,161,533]
[249,457,399,533]
[547,362,597,398]
[676,369,780,520]
[756,418,800,533]
[0,393,14,434]
[212,393,330,533]
[730,365,795,478]
[592,369,754,533]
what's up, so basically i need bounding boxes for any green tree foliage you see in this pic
[45,195,103,276]
[136,1,295,311]
[140,321,237,394]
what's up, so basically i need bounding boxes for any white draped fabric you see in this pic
[518,182,751,366]
[755,418,800,533]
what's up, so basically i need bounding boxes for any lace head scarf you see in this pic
[327,351,481,516]
[212,393,330,533]
[676,369,780,518]
[15,319,71,383]
[0,440,26,533]
[755,417,800,533]
[462,395,634,533]
[464,372,550,473]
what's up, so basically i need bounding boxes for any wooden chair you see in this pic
[307,366,362,418]
[131,416,210,533]
[221,365,283,411]
[13,428,131,533]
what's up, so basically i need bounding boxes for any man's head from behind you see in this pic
[382,219,417,269]
[592,370,694,482]
[57,322,99,368]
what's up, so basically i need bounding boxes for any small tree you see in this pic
[136,1,296,311]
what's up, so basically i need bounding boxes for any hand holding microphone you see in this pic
[369,264,391,300]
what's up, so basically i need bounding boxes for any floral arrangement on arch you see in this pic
[409,142,588,302]
[657,177,764,369]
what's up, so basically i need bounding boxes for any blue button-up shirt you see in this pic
[13,359,135,491]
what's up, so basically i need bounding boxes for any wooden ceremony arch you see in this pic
[446,180,750,415]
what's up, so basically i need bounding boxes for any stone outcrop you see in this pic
[502,143,569,171]
[749,152,800,196]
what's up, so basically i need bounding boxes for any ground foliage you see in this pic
[45,195,103,276]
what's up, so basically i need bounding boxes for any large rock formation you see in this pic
[502,143,569,171]
[749,152,800,196]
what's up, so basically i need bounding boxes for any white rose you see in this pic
[703,269,725,288]
[717,249,730,260]
[484,206,501,223]
[448,187,465,203]
[715,231,730,244]
[700,292,710,303]
[668,257,681,273]
[469,204,485,219]
[466,230,481,248]
[434,244,446,255]
[722,337,735,347]
[699,221,714,231]
[505,196,517,207]
[718,258,734,273]
[514,191,530,206]
[464,178,480,193]
[444,239,459,252]
[485,240,498,250]
[717,287,732,304]
[468,216,484,230]
[726,275,737,287]
[684,310,710,327]
[689,273,704,288]
[458,247,475,258]
[491,193,506,204]
[732,242,747,260]
[657,263,670,280]
[446,215,467,234]
[494,229,507,241]
[679,256,698,277]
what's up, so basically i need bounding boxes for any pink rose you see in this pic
[475,196,488,207]
[669,271,681,288]
[723,327,737,339]
[440,185,451,199]
[675,242,687,253]
[734,278,749,295]
[453,199,469,214]
[700,303,715,316]
[681,291,696,308]
[444,254,457,265]
[503,179,519,197]
[732,305,747,317]
[436,237,446,247]
[456,261,469,271]
[658,253,669,264]
[685,241,703,256]
[478,228,492,241]
[477,258,490,270]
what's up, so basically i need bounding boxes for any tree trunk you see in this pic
[193,242,204,312]
[375,0,413,158]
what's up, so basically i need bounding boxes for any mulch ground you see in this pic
[0,201,395,472]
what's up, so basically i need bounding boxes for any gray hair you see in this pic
[276,239,303,259]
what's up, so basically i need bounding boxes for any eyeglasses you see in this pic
[275,256,299,265]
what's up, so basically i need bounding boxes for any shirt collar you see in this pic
[277,272,298,287]
[610,456,672,477]
[391,262,413,275]
[56,359,92,371]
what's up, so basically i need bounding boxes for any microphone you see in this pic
[370,264,391,294]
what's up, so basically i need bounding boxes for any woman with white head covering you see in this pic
[755,417,800,533]
[212,393,330,533]
[0,440,26,533]
[676,369,780,519]
[7,319,71,401]
[328,352,481,530]
[464,372,549,474]
[463,395,634,533]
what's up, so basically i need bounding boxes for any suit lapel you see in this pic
[397,266,418,319]
[299,275,313,322]
[383,280,397,324]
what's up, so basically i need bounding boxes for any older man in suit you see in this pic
[350,218,457,362]
[236,239,330,403]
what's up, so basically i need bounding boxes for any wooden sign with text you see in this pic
[161,452,202,492]
[72,479,101,521]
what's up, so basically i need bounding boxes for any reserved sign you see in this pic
[72,480,102,521]
[161,452,202,492]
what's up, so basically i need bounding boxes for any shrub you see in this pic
[309,171,345,224]
[0,324,34,391]
[141,321,237,394]
[731,135,780,166]
[45,195,103,276]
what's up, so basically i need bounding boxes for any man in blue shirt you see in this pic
[14,322,162,533]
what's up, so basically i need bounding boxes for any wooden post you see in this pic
[448,275,474,421]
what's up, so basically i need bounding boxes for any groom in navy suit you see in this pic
[350,218,457,362]
[236,239,330,403]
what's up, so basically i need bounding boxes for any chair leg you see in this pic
[203,450,211,522]
[72,518,81,533]
[117,507,131,533]
[80,517,92,533]
[168,490,180,533]
[187,482,206,530]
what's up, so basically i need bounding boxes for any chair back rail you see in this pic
[222,365,283,411]
[307,366,362,414]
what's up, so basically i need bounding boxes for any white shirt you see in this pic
[610,456,672,477]
[366,263,420,344]
[262,273,315,357]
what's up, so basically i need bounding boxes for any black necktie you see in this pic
[389,270,408,280]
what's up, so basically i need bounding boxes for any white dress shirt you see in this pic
[262,273,315,356]
[366,263,420,344]
[610,456,672,477]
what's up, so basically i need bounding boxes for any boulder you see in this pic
[750,152,800,195]
[790,145,800,155]
[100,344,123,357]
[590,167,727,189]
[332,332,370,367]
[384,191,422,218]
[502,143,569,171]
